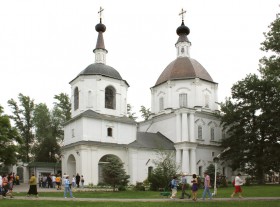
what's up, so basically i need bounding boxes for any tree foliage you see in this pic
[127,104,137,120]
[219,14,280,184]
[33,103,60,162]
[102,156,130,191]
[148,150,178,190]
[0,105,21,165]
[139,105,151,121]
[8,93,35,162]
[7,93,71,163]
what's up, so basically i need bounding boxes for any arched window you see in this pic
[105,86,116,109]
[107,127,113,137]
[74,87,79,110]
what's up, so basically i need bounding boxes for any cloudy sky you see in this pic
[0,0,278,119]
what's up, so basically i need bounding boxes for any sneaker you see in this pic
[65,197,67,198]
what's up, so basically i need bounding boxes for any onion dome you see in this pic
[176,20,190,36]
[95,21,106,33]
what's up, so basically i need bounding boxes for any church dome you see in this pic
[78,63,123,80]
[155,57,213,86]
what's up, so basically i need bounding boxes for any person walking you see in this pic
[81,175,85,188]
[2,174,9,198]
[231,173,244,198]
[170,175,178,199]
[56,174,62,190]
[63,176,74,198]
[27,173,38,197]
[75,173,80,188]
[191,174,199,201]
[180,172,191,199]
[7,173,14,198]
[71,176,76,188]
[202,171,212,200]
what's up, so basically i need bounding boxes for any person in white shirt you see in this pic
[0,175,2,187]
[231,173,244,198]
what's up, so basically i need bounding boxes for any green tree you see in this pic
[139,105,151,121]
[8,93,35,162]
[33,103,60,162]
[219,14,280,183]
[102,156,130,191]
[0,105,21,165]
[148,150,178,190]
[52,93,71,142]
[33,93,71,162]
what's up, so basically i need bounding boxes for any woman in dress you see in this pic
[191,174,198,201]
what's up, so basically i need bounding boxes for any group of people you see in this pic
[0,172,17,198]
[26,172,85,198]
[170,173,199,201]
[170,172,244,201]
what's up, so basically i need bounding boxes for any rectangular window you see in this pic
[179,93,188,107]
[210,128,214,141]
[198,126,202,139]
[205,94,209,108]
[199,166,203,176]
[159,97,164,111]
[71,129,75,138]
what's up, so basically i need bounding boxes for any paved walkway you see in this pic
[5,184,280,202]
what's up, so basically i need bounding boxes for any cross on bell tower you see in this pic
[98,6,104,23]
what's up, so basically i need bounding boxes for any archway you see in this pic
[98,154,121,184]
[67,154,76,177]
[16,166,24,183]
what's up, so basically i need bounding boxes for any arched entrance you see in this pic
[16,166,24,183]
[98,154,121,184]
[67,154,76,177]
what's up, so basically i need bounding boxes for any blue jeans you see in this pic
[64,186,73,198]
[202,187,212,199]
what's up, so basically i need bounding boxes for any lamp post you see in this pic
[213,156,219,196]
[213,147,231,196]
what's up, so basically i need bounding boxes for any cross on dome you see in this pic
[179,8,186,21]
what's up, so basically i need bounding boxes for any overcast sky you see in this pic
[0,0,279,119]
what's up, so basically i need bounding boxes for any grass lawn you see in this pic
[13,184,280,198]
[1,200,280,207]
[1,185,279,207]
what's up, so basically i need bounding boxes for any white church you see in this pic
[61,9,231,185]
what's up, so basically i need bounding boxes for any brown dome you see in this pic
[155,57,213,86]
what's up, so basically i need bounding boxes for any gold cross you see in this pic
[179,8,186,21]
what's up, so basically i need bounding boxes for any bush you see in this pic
[133,182,145,191]
[118,185,126,191]
[245,177,251,186]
